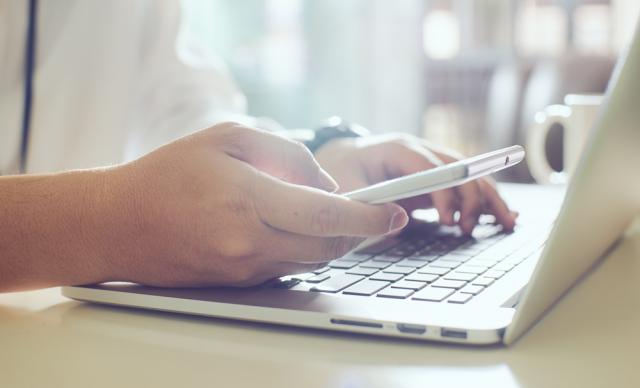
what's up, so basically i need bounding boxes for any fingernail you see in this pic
[318,170,339,192]
[388,206,409,233]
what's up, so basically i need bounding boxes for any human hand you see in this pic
[314,133,518,235]
[100,123,408,287]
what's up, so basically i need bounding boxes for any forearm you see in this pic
[0,169,117,291]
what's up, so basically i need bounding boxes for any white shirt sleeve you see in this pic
[124,1,273,160]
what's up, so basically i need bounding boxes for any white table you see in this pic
[2,191,640,388]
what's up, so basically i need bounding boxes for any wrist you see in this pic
[0,169,125,290]
[65,168,124,284]
[86,164,144,283]
[314,137,357,161]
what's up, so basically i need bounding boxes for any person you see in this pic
[0,1,517,292]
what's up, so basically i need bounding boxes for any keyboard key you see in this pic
[328,260,358,269]
[483,269,506,279]
[460,284,484,295]
[474,243,520,261]
[289,272,315,281]
[454,247,485,256]
[360,260,391,270]
[448,292,473,304]
[502,248,534,264]
[429,260,460,269]
[472,249,510,262]
[456,265,488,275]
[501,255,528,265]
[339,252,372,262]
[391,280,427,290]
[357,238,401,254]
[305,274,330,283]
[347,266,379,276]
[343,280,390,296]
[371,255,403,263]
[385,244,418,257]
[395,259,428,268]
[460,240,490,249]
[272,279,301,289]
[406,254,439,262]
[312,266,330,275]
[439,236,466,247]
[444,272,477,282]
[474,235,503,246]
[383,265,415,275]
[444,251,476,259]
[418,266,450,276]
[493,262,516,272]
[429,246,451,255]
[377,287,414,299]
[473,277,495,287]
[431,279,467,289]
[437,254,471,263]
[412,287,455,302]
[471,224,503,240]
[310,274,364,292]
[466,258,500,267]
[405,272,439,283]
[370,272,404,282]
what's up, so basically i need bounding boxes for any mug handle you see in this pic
[527,105,572,184]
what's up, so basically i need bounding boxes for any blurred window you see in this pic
[574,4,611,55]
[262,0,306,87]
[423,9,461,60]
[515,1,568,57]
[181,0,637,162]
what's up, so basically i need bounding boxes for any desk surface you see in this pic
[2,190,640,388]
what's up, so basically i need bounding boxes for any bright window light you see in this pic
[516,3,567,56]
[261,0,306,87]
[612,0,640,52]
[574,4,611,55]
[423,9,461,60]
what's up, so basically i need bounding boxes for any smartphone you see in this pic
[344,145,525,204]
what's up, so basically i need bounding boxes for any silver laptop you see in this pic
[62,23,640,346]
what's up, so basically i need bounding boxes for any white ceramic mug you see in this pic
[527,94,603,184]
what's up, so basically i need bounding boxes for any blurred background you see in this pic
[181,0,640,182]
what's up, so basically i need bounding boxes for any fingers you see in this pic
[261,226,366,263]
[254,172,409,237]
[381,141,461,226]
[478,180,518,231]
[456,181,483,235]
[205,122,338,192]
[215,229,365,287]
[430,190,458,226]
[419,139,518,232]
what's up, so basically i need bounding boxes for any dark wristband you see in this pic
[304,116,369,153]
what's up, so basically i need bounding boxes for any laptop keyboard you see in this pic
[273,222,548,304]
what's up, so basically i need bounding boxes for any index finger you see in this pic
[455,181,483,235]
[479,179,518,231]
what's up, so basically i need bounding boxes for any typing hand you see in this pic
[101,123,408,287]
[314,133,518,235]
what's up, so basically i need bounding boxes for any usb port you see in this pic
[441,328,467,339]
[397,323,426,335]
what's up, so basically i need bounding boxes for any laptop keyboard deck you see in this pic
[274,222,548,304]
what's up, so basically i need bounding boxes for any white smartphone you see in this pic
[344,145,525,204]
